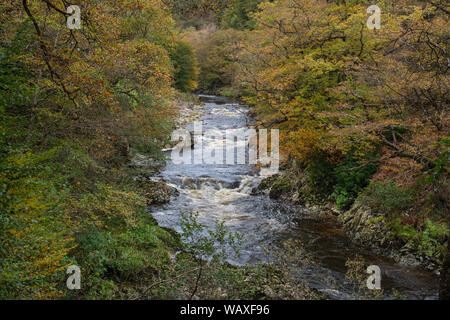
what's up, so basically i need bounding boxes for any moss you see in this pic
[366,216,384,226]
[258,174,280,191]
[269,175,292,200]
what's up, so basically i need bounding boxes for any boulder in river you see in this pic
[257,174,294,200]
[143,180,177,205]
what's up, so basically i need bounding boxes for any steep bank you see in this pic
[257,172,444,274]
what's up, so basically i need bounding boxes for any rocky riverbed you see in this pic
[135,95,440,300]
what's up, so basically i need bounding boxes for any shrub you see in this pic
[332,156,378,211]
[304,155,336,203]
[303,152,377,209]
[170,40,198,92]
[358,180,414,215]
[0,148,74,299]
[418,220,449,259]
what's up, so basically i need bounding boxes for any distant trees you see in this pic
[221,0,264,30]
[183,28,244,94]
[171,40,199,92]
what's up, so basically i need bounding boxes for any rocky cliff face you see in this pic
[338,202,392,249]
[338,202,441,271]
[258,173,440,271]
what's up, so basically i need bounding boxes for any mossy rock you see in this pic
[269,175,292,200]
[144,180,174,205]
[258,174,280,191]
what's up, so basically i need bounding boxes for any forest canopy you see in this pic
[0,0,448,300]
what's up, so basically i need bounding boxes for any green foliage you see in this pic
[359,180,414,214]
[221,0,263,30]
[301,152,377,209]
[418,220,449,259]
[332,155,378,210]
[389,218,419,243]
[180,212,243,262]
[304,156,336,203]
[389,218,449,261]
[0,148,73,299]
[170,40,198,92]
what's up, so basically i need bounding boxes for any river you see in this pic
[150,95,439,300]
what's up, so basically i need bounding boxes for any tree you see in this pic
[170,40,198,92]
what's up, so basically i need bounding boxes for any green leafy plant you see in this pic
[332,155,378,211]
[358,180,413,215]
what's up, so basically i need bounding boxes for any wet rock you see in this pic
[258,174,280,191]
[337,202,438,270]
[250,186,262,196]
[130,153,164,170]
[143,180,175,205]
[257,174,292,199]
[338,202,392,248]
[175,98,204,127]
[269,176,292,200]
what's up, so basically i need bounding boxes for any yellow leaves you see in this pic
[282,127,322,165]
[67,183,146,229]
[238,0,449,178]
[1,167,73,299]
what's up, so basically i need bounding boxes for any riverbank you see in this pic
[104,94,323,300]
[256,172,444,274]
[144,94,440,299]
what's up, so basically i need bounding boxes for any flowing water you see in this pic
[151,95,439,300]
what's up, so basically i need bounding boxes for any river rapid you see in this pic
[150,95,439,300]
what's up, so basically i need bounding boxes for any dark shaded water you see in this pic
[150,95,439,300]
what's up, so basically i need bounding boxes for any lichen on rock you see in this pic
[338,201,392,248]
[142,180,178,205]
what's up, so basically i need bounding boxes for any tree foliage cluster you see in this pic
[186,0,448,262]
[0,0,198,298]
[236,0,449,259]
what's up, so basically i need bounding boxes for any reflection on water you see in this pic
[150,95,439,300]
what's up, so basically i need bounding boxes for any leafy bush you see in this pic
[72,210,178,298]
[418,220,449,259]
[389,218,449,261]
[303,152,377,209]
[358,180,414,214]
[332,155,378,211]
[304,155,336,203]
[170,40,198,92]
